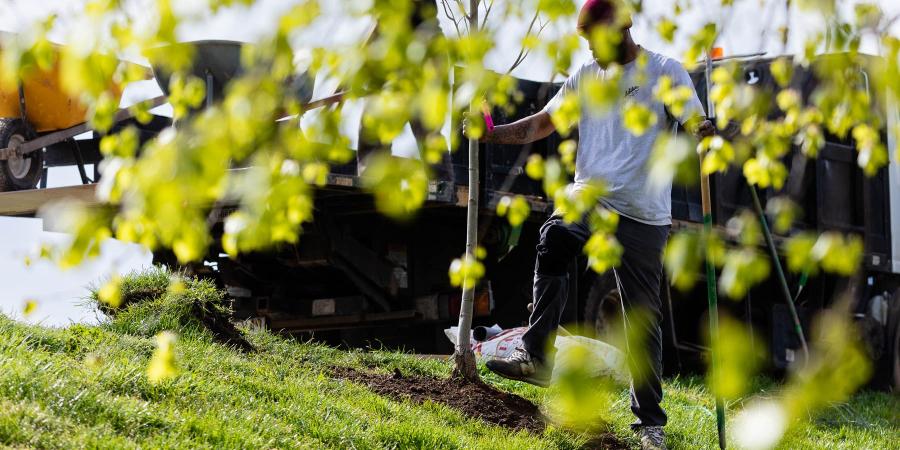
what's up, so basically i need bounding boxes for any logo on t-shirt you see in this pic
[625,86,640,98]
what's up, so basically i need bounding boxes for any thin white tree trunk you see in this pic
[453,0,480,381]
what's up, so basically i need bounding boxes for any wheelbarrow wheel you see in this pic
[0,119,43,191]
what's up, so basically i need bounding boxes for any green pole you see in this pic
[747,183,809,365]
[702,49,726,450]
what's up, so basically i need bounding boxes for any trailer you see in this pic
[1,46,898,389]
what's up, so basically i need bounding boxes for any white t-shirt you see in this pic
[543,49,704,225]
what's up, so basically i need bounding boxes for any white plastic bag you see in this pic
[552,334,629,385]
[444,325,525,359]
[444,325,629,384]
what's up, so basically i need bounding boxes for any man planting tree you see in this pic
[478,1,715,449]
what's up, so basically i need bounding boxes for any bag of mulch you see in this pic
[443,325,629,384]
[444,324,525,359]
[552,334,629,385]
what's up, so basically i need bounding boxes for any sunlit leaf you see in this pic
[725,210,762,247]
[707,315,765,398]
[665,229,725,292]
[770,57,794,88]
[583,231,622,274]
[301,161,329,187]
[542,157,568,199]
[538,0,577,20]
[448,254,485,289]
[765,197,799,234]
[811,232,864,276]
[525,154,545,180]
[99,127,140,158]
[582,76,620,115]
[655,74,699,120]
[554,182,606,224]
[361,154,428,221]
[23,299,38,317]
[168,277,186,295]
[699,135,735,175]
[649,133,697,188]
[558,139,577,173]
[796,0,835,14]
[743,155,788,189]
[852,123,888,175]
[496,195,531,227]
[166,73,207,119]
[656,19,677,43]
[782,308,872,421]
[622,101,657,136]
[549,93,580,137]
[147,330,179,383]
[98,275,123,308]
[718,248,770,299]
[785,232,818,275]
[546,340,617,432]
[682,23,717,70]
[797,124,825,157]
[419,76,449,131]
[587,26,623,66]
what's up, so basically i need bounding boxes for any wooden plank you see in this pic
[0,184,98,216]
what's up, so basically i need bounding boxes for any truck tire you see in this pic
[583,271,622,340]
[0,119,43,191]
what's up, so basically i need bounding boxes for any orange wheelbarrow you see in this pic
[0,39,166,192]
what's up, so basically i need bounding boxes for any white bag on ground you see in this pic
[552,334,629,385]
[444,325,524,359]
[444,325,629,384]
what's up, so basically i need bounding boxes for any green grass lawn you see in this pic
[0,269,896,449]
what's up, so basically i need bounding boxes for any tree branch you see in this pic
[480,0,494,30]
[505,9,545,74]
[455,0,471,34]
[440,0,464,37]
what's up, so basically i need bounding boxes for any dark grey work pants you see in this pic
[521,213,670,428]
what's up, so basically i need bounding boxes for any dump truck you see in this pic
[166,49,900,390]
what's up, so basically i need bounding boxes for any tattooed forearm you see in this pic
[481,112,555,145]
[483,121,530,144]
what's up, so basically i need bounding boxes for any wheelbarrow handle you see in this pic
[0,95,169,161]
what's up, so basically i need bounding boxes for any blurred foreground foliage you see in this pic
[0,0,891,291]
[2,1,899,448]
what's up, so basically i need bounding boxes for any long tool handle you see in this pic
[702,50,727,450]
[748,182,810,365]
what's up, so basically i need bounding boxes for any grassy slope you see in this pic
[0,271,896,449]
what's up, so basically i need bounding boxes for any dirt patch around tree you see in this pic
[331,366,629,449]
[333,366,543,432]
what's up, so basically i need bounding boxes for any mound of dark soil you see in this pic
[332,367,629,448]
[333,366,544,432]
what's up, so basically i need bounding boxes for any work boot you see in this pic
[636,426,667,450]
[485,347,551,387]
